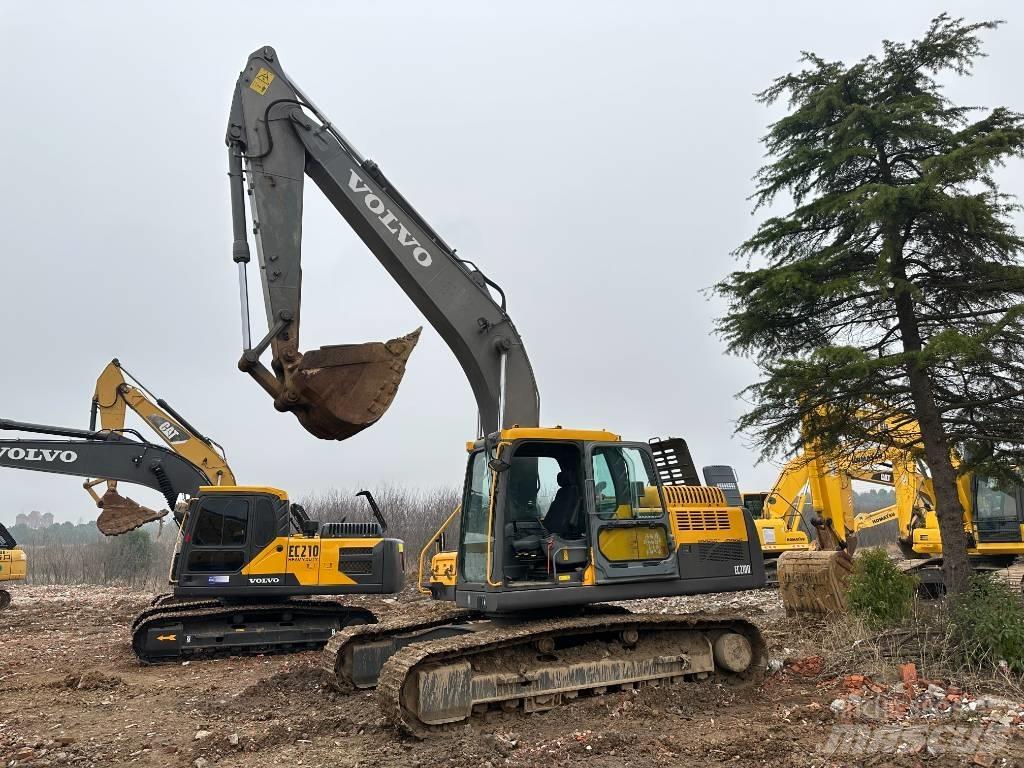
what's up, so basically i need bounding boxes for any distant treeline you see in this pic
[854,488,896,513]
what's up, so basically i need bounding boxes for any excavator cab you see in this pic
[972,476,1024,545]
[169,486,403,598]
[426,428,763,613]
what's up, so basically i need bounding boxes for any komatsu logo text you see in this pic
[0,447,77,464]
[347,170,433,267]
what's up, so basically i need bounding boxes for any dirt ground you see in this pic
[1,585,1021,768]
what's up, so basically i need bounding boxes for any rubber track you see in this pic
[132,598,222,632]
[132,599,376,662]
[375,611,766,737]
[320,609,479,687]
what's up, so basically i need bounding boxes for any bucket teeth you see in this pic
[95,489,167,536]
[289,328,421,441]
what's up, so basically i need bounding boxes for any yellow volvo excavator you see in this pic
[0,417,404,659]
[87,359,237,535]
[1,357,405,658]
[0,523,27,610]
[225,46,767,734]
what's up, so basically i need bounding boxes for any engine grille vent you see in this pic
[697,541,745,562]
[674,509,732,531]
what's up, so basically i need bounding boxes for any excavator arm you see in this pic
[91,359,235,485]
[226,46,539,440]
[0,419,212,536]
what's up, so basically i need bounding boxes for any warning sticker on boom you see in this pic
[250,67,275,95]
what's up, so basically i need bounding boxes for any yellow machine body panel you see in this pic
[240,536,398,586]
[597,526,671,561]
[754,518,810,553]
[0,548,27,583]
[429,550,457,588]
[661,485,751,544]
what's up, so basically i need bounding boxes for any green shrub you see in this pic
[846,548,917,628]
[949,574,1024,673]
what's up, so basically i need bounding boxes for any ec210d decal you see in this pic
[287,544,320,560]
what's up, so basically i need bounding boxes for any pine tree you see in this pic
[716,15,1024,593]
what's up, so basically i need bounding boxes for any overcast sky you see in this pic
[1,1,1021,525]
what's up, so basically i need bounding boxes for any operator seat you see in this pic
[507,470,588,579]
[543,471,581,536]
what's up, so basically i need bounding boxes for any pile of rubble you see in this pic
[779,656,1023,764]
[825,663,1024,729]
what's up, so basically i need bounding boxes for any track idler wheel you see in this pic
[96,489,168,536]
[284,329,421,441]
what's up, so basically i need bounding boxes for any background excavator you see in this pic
[743,450,901,584]
[0,364,404,660]
[86,359,237,534]
[0,523,27,610]
[773,415,1024,614]
[227,45,767,734]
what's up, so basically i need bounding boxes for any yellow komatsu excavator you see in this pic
[0,523,27,610]
[226,46,767,734]
[776,415,1024,614]
[745,446,901,583]
[88,359,237,535]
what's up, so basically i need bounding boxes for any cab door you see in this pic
[586,443,678,584]
[179,494,253,589]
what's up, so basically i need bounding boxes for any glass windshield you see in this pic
[591,446,664,520]
[459,451,493,583]
[975,477,1021,521]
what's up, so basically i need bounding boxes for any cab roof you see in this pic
[198,485,289,500]
[467,426,621,451]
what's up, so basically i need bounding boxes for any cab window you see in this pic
[591,446,663,519]
[459,452,493,583]
[191,496,249,547]
[252,497,278,548]
[976,478,1020,520]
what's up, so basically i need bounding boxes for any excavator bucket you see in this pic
[777,550,854,615]
[290,329,421,441]
[95,489,168,536]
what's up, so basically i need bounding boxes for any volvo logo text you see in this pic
[0,447,77,463]
[347,170,433,267]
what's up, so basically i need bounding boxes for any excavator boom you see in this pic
[92,359,236,486]
[0,419,212,535]
[227,46,539,439]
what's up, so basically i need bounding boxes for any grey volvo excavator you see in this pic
[226,46,766,735]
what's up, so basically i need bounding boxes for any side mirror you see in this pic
[488,458,511,473]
